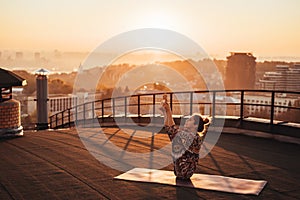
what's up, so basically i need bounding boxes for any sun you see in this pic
[138,11,178,29]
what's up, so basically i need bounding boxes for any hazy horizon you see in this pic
[2,48,300,61]
[1,0,300,67]
[1,49,299,73]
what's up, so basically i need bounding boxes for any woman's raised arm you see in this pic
[160,95,175,127]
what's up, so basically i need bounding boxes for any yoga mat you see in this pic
[114,168,267,195]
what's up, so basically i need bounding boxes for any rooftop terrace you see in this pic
[0,127,299,199]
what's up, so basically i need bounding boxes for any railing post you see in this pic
[92,101,95,127]
[68,109,71,127]
[49,116,52,129]
[83,103,86,127]
[55,113,58,128]
[101,100,104,121]
[153,94,156,117]
[212,91,216,122]
[75,105,78,123]
[270,91,275,126]
[124,97,127,117]
[112,98,115,118]
[61,111,64,128]
[170,93,173,111]
[190,92,193,115]
[240,90,244,126]
[138,95,141,117]
[124,97,127,123]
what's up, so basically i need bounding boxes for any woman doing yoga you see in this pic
[160,95,210,179]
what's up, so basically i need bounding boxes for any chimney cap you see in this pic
[35,68,50,76]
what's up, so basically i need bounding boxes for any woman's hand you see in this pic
[160,100,175,127]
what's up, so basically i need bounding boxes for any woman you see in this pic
[160,95,210,179]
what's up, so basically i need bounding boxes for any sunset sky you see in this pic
[1,0,300,61]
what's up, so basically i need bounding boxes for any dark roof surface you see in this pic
[0,128,299,199]
[0,68,27,87]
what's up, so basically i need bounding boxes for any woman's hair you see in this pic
[192,114,210,132]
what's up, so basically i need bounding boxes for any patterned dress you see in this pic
[165,125,207,179]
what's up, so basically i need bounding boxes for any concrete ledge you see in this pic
[0,125,23,137]
[220,127,300,145]
[221,117,300,138]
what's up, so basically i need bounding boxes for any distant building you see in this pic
[16,52,23,59]
[34,52,41,60]
[259,64,300,91]
[225,52,256,90]
[49,95,78,114]
[240,94,297,116]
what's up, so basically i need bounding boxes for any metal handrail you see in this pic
[49,90,300,129]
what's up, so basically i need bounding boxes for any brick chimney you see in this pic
[0,68,27,137]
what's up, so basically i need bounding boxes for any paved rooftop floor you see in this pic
[0,127,299,200]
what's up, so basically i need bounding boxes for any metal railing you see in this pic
[49,90,300,130]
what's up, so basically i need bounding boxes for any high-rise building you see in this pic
[259,64,300,91]
[225,52,256,90]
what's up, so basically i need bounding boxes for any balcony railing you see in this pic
[49,90,300,134]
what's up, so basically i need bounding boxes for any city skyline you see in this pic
[1,0,300,63]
